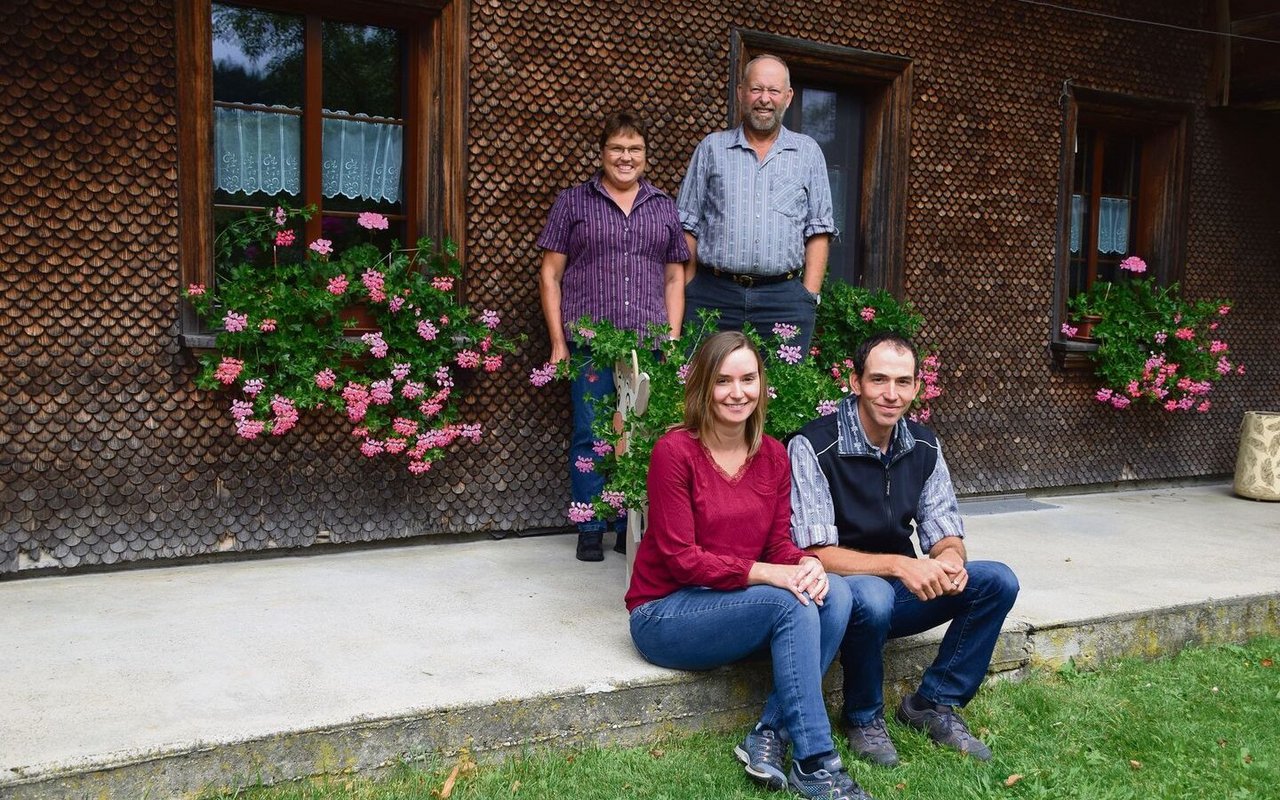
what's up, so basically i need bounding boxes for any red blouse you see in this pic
[624,428,810,611]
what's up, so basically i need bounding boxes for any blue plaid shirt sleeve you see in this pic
[787,434,840,549]
[916,440,965,553]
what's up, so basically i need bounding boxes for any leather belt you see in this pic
[702,265,801,288]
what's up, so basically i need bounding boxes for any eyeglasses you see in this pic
[605,145,646,157]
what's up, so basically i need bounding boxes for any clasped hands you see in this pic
[757,557,830,606]
[899,553,968,601]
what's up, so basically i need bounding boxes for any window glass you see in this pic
[784,82,864,285]
[321,22,402,118]
[212,4,304,107]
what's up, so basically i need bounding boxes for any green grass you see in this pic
[209,637,1279,800]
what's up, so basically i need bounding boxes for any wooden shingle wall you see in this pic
[1,0,1276,572]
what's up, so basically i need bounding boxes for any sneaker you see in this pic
[895,695,992,761]
[787,754,874,800]
[575,532,604,562]
[845,715,899,767]
[733,726,787,790]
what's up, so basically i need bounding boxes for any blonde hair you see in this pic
[682,331,768,456]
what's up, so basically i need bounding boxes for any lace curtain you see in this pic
[214,106,403,203]
[1070,194,1130,255]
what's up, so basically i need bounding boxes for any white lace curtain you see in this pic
[1070,194,1130,255]
[214,106,403,203]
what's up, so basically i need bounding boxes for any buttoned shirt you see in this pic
[676,125,836,276]
[537,175,689,336]
[788,397,965,554]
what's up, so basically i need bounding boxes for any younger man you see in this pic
[788,333,1019,765]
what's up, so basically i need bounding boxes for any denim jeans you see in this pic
[683,270,818,352]
[630,579,853,759]
[839,560,1019,725]
[568,347,618,534]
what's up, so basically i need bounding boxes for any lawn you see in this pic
[209,637,1278,799]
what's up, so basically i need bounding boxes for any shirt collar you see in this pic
[836,395,916,459]
[729,124,800,154]
[589,173,661,203]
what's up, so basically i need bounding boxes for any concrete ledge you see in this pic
[5,596,1277,800]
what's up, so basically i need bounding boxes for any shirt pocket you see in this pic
[770,176,807,219]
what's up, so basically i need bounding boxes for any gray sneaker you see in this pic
[733,726,787,790]
[895,696,992,761]
[845,715,900,766]
[787,754,874,800]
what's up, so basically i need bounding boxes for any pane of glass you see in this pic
[322,22,402,118]
[783,80,864,285]
[212,3,304,108]
[1072,128,1093,194]
[800,88,837,150]
[1069,194,1085,254]
[321,22,404,206]
[1100,134,1138,196]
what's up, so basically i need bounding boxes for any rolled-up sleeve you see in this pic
[917,441,965,553]
[787,434,840,548]
[802,141,837,240]
[676,141,707,238]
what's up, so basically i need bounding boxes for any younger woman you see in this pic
[625,332,870,800]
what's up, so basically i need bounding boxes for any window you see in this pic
[782,81,864,286]
[731,31,911,293]
[177,0,465,339]
[1053,87,1190,356]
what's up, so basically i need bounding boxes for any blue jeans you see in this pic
[839,561,1019,725]
[630,579,853,759]
[683,270,818,352]
[568,348,619,534]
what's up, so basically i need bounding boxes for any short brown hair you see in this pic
[599,111,648,149]
[681,331,768,456]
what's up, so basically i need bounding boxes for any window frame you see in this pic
[1051,85,1191,364]
[729,30,912,294]
[177,0,468,344]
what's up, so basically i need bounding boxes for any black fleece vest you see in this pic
[795,415,939,559]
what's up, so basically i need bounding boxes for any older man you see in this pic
[788,332,1020,767]
[677,54,836,352]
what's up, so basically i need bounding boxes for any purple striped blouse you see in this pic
[537,175,689,336]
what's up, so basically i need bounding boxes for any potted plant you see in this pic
[531,284,943,525]
[184,205,518,474]
[1066,256,1242,411]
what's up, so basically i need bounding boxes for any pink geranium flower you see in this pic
[327,275,348,296]
[1119,256,1147,273]
[309,238,333,256]
[223,311,248,332]
[213,357,244,385]
[356,212,389,230]
[274,230,296,247]
[529,363,557,387]
[186,283,206,297]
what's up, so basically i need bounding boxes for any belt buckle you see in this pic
[738,274,755,288]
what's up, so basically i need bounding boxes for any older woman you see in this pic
[625,332,871,800]
[538,112,688,561]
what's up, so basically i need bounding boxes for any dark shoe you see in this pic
[845,715,899,767]
[895,695,992,761]
[575,532,604,562]
[733,726,787,790]
[613,532,626,554]
[787,754,874,800]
